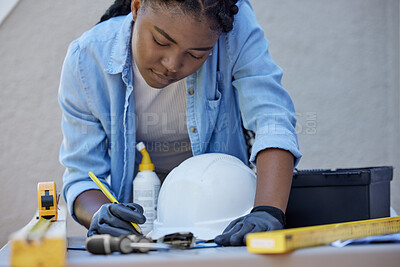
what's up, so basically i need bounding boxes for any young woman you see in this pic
[59,0,301,246]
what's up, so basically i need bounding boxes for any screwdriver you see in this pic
[88,171,143,235]
[85,234,170,254]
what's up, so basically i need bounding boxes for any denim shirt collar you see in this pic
[105,13,134,75]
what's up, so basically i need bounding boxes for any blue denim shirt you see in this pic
[59,0,301,222]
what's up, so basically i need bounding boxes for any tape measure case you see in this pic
[285,166,393,228]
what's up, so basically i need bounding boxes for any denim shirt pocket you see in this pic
[205,71,223,134]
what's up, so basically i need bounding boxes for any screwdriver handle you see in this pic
[85,234,151,254]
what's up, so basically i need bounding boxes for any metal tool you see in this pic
[156,232,195,249]
[85,234,169,254]
[246,216,400,254]
[85,232,218,254]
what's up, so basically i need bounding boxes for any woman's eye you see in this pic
[153,36,168,47]
[188,53,204,60]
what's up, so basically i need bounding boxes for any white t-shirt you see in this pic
[133,60,192,176]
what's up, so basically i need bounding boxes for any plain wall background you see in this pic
[0,0,399,247]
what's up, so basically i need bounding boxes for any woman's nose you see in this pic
[161,54,182,73]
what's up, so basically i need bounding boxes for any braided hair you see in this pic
[99,0,239,32]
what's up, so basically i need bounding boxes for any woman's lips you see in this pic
[151,69,176,83]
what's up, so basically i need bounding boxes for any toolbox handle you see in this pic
[321,171,362,176]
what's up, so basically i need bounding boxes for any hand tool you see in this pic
[157,232,195,249]
[10,182,66,267]
[85,234,170,254]
[246,216,400,254]
[88,171,143,235]
[27,182,59,242]
[85,232,218,254]
[37,181,58,221]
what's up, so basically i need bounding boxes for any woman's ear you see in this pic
[131,0,142,21]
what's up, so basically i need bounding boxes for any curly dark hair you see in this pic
[100,0,254,161]
[99,0,239,32]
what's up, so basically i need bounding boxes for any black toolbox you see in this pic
[285,166,393,228]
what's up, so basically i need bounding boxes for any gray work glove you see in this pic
[87,203,146,237]
[214,206,285,246]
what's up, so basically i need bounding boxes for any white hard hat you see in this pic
[147,153,256,240]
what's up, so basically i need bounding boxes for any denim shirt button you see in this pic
[190,127,196,133]
[188,89,194,95]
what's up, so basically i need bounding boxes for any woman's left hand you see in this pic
[214,206,285,246]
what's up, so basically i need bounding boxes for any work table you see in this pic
[1,236,399,267]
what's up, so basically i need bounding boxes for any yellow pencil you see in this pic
[88,171,142,234]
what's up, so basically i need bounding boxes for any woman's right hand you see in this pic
[87,203,146,237]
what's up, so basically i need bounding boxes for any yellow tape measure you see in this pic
[37,181,58,221]
[246,216,400,254]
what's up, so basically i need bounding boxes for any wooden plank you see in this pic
[9,206,67,267]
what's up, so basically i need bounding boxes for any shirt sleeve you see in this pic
[229,0,302,167]
[58,39,112,222]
